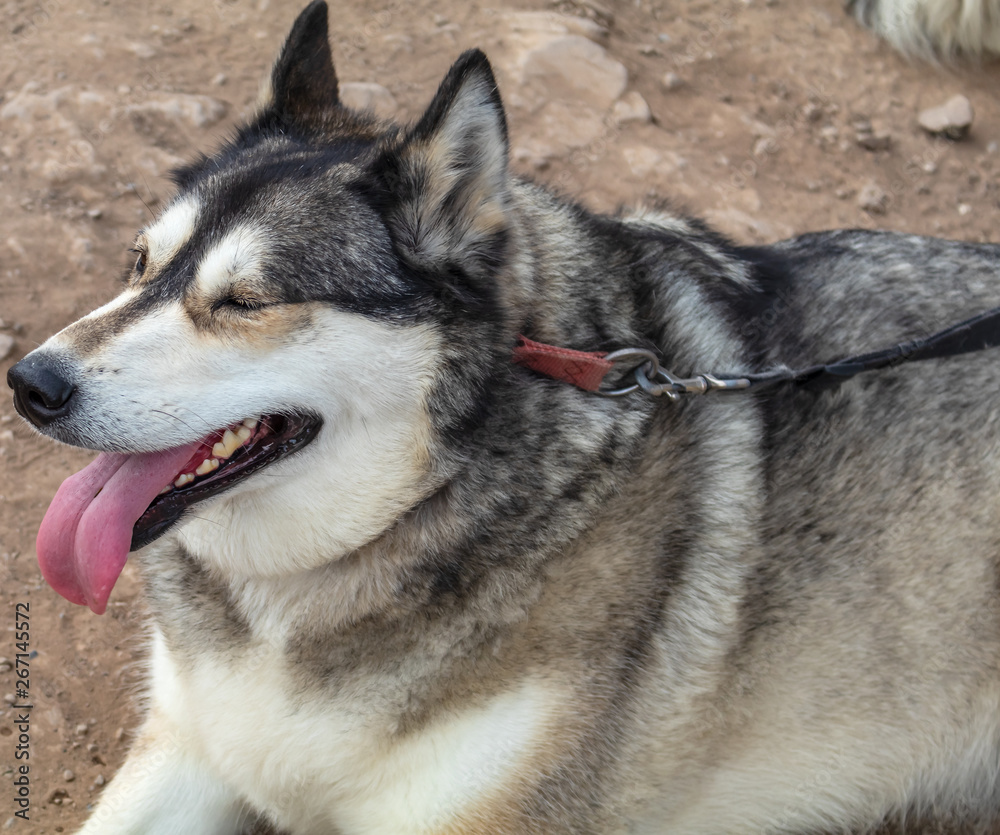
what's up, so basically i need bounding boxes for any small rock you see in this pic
[64,769,76,782]
[801,102,823,122]
[75,723,89,736]
[87,208,103,219]
[918,95,974,140]
[127,94,227,129]
[47,788,69,805]
[856,131,891,151]
[94,774,106,786]
[612,91,651,125]
[2,694,14,705]
[987,140,998,154]
[0,335,12,362]
[753,136,779,158]
[127,41,157,59]
[338,82,398,120]
[858,180,889,214]
[958,203,972,215]
[114,726,125,741]
[0,658,9,673]
[211,73,227,86]
[662,71,683,91]
[922,161,938,174]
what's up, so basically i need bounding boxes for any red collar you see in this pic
[512,335,613,392]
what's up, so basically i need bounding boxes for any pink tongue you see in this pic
[37,443,201,614]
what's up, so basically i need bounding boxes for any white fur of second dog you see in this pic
[848,0,1000,58]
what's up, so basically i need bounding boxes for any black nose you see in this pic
[7,355,76,427]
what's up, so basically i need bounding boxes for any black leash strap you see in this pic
[607,305,1000,400]
[747,304,1000,390]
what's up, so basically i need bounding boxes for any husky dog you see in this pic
[846,0,1000,58]
[7,2,1000,833]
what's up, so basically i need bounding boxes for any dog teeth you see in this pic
[195,458,220,476]
[163,416,262,493]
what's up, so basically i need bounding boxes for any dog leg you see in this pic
[76,707,247,835]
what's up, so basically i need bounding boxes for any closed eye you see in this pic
[212,293,267,313]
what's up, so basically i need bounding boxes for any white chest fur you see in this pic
[149,630,556,834]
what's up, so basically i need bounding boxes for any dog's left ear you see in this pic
[378,50,509,283]
[259,0,339,128]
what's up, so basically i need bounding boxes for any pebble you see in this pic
[801,102,823,122]
[856,130,891,151]
[75,723,89,736]
[338,82,398,120]
[662,71,684,91]
[211,73,228,86]
[857,180,888,214]
[918,95,974,140]
[93,774,106,787]
[64,769,76,782]
[127,41,157,59]
[47,787,69,805]
[612,91,651,125]
[127,94,227,128]
[0,335,13,362]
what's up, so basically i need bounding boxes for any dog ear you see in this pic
[259,0,339,127]
[379,50,510,283]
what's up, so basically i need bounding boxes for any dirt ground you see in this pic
[0,0,997,831]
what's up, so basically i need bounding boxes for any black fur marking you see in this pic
[266,0,338,122]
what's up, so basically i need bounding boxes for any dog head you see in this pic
[7,0,514,612]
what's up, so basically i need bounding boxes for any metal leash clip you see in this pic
[598,348,751,400]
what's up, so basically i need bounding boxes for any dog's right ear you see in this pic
[258,0,339,129]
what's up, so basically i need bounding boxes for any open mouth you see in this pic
[36,409,322,614]
[133,412,323,550]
